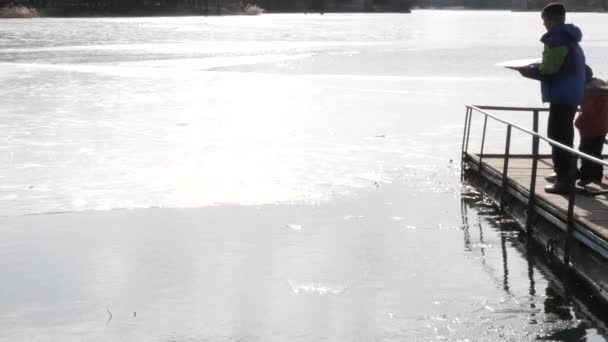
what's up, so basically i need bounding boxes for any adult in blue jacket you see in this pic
[520,2,586,194]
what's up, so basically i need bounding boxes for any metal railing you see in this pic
[461,105,608,265]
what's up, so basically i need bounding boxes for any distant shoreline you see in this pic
[0,11,413,19]
[0,3,414,18]
[3,6,607,18]
[413,6,607,12]
[0,10,415,18]
[510,8,607,12]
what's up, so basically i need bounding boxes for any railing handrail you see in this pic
[467,105,608,167]
[473,105,550,112]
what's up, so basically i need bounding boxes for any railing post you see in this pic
[500,125,512,210]
[532,110,539,135]
[564,153,578,265]
[526,133,540,234]
[464,107,473,157]
[525,110,540,234]
[479,115,488,176]
[461,107,472,179]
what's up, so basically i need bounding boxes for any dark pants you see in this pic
[547,103,577,182]
[579,135,605,181]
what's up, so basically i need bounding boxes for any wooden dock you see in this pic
[469,154,608,240]
[462,105,608,303]
[464,153,608,302]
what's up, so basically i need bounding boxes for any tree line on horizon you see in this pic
[0,0,411,13]
[0,0,605,13]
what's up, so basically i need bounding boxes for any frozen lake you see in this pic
[1,11,607,341]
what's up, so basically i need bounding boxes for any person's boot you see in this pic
[545,171,581,183]
[577,177,603,187]
[544,181,570,194]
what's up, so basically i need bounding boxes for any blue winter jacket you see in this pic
[521,24,586,105]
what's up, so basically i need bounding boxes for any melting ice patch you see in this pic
[287,281,345,295]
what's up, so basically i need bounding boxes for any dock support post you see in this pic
[525,110,540,234]
[564,154,578,265]
[500,125,512,210]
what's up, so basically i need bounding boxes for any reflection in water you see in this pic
[501,232,510,293]
[527,238,538,326]
[460,187,608,341]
